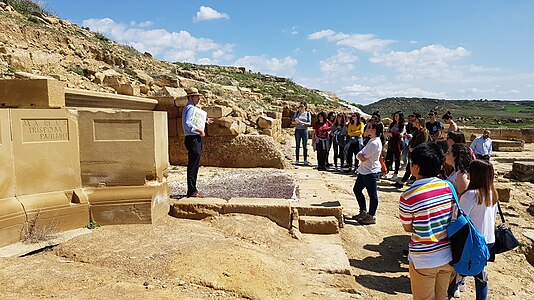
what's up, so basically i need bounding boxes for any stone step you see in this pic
[294,200,344,228]
[298,216,339,234]
[169,197,292,229]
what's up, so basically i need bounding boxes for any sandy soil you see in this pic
[1,143,533,299]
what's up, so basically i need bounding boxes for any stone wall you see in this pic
[463,127,534,143]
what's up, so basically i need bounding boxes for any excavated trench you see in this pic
[169,169,298,200]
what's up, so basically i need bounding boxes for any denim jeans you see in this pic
[295,128,308,161]
[353,172,380,215]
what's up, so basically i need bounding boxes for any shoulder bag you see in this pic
[493,202,519,254]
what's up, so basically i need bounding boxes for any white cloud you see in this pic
[234,55,297,76]
[193,6,229,23]
[319,49,358,74]
[129,20,153,28]
[370,44,471,81]
[308,29,394,52]
[82,18,234,64]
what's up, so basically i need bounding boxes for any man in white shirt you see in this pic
[470,130,492,161]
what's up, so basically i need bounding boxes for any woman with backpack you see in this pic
[332,113,348,171]
[344,112,364,173]
[312,111,332,171]
[385,111,406,181]
[291,102,311,165]
[454,160,498,300]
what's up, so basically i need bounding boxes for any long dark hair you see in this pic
[334,113,346,127]
[463,160,498,206]
[450,143,473,173]
[350,112,361,126]
[316,111,327,125]
[390,111,405,132]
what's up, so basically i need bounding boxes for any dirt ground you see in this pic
[1,143,533,299]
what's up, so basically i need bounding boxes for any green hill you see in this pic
[360,97,534,128]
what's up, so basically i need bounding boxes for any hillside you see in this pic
[362,97,534,128]
[1,1,532,129]
[0,0,345,127]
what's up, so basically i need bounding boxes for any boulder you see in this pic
[204,105,232,118]
[207,117,245,136]
[258,115,275,129]
[111,83,141,96]
[494,183,511,202]
[153,74,179,87]
[169,135,286,168]
[155,86,187,98]
[509,161,534,182]
[133,69,153,85]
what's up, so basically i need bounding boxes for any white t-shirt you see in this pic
[357,137,382,175]
[459,190,497,244]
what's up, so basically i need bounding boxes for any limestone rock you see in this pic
[155,86,186,98]
[169,135,286,168]
[111,83,141,96]
[258,115,275,129]
[133,69,153,85]
[207,117,245,137]
[204,105,232,118]
[495,183,511,202]
[153,74,179,88]
[509,161,534,182]
[298,216,339,234]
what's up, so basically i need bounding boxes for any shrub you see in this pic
[5,0,52,16]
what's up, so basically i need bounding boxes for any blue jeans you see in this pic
[353,172,380,215]
[473,243,493,300]
[295,129,308,161]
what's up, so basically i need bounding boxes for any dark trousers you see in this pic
[386,148,401,174]
[345,138,360,168]
[353,173,380,215]
[184,135,202,196]
[316,139,328,168]
[295,129,308,161]
[333,140,346,168]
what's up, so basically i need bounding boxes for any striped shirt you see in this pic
[399,177,454,269]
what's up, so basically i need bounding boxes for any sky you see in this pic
[43,0,534,105]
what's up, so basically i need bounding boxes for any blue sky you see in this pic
[44,0,534,104]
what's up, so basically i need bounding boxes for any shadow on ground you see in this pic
[350,235,411,295]
[354,274,411,295]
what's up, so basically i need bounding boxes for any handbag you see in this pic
[493,202,519,254]
[379,155,387,175]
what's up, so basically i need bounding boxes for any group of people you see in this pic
[293,104,498,299]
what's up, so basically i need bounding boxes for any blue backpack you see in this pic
[446,182,490,276]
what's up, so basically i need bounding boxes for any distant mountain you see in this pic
[361,97,534,128]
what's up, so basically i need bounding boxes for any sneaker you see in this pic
[393,182,404,189]
[352,210,367,221]
[317,166,327,171]
[295,160,300,165]
[359,214,376,225]
[303,160,310,166]
[458,280,467,292]
[453,289,460,298]
[334,167,340,171]
[391,174,398,181]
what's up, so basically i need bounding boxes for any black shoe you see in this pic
[393,182,404,189]
[317,166,327,171]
